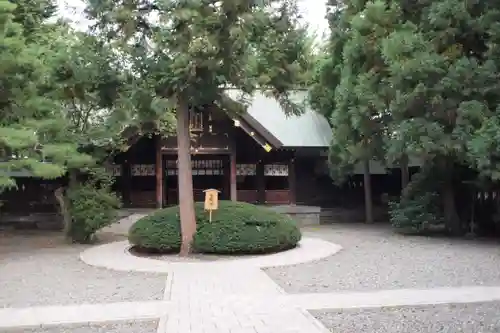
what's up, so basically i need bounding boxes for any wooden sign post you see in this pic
[203,189,220,222]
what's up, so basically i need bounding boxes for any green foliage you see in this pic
[0,0,72,189]
[389,164,444,234]
[67,170,121,243]
[465,110,500,180]
[312,0,500,232]
[194,201,301,254]
[85,0,311,116]
[128,201,301,254]
[47,28,143,147]
[86,0,313,251]
[310,1,400,182]
[381,0,500,232]
[128,208,182,253]
[11,0,57,39]
[0,1,112,191]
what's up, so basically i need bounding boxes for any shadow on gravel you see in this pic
[0,229,127,257]
[303,223,500,246]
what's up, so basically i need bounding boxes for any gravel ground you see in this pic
[3,320,159,333]
[0,231,167,308]
[311,301,500,333]
[265,224,500,293]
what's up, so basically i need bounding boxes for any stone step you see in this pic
[319,207,388,223]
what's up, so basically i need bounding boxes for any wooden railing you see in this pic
[129,190,156,208]
[237,190,258,204]
[130,188,290,206]
[265,190,290,205]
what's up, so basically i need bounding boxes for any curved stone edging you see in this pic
[80,237,342,273]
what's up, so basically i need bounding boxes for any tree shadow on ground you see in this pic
[0,229,127,257]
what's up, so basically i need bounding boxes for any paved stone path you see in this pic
[77,234,342,333]
[4,215,500,332]
[5,285,500,331]
[161,267,329,333]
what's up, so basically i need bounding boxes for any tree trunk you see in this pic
[400,154,410,193]
[441,159,463,236]
[54,170,78,240]
[363,159,374,224]
[55,187,71,238]
[177,100,197,256]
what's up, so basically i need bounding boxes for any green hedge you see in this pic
[128,201,301,254]
[67,183,121,243]
[389,164,444,235]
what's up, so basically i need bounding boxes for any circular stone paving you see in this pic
[131,248,260,262]
[80,237,342,273]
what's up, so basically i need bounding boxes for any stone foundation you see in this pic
[268,205,321,227]
[320,206,389,224]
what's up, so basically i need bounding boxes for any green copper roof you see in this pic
[226,90,332,148]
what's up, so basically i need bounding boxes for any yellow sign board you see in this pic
[263,143,272,152]
[203,189,220,221]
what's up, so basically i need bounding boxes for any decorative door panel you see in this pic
[264,164,288,176]
[131,164,155,176]
[236,164,256,176]
[164,159,224,175]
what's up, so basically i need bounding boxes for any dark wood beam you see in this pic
[288,156,297,205]
[256,159,265,204]
[230,143,237,201]
[155,135,163,208]
[162,147,230,155]
[122,160,131,207]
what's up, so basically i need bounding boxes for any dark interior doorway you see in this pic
[164,155,229,205]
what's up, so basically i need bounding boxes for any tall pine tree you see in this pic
[311,0,400,223]
[0,0,80,189]
[382,0,500,234]
[1,1,128,237]
[85,0,311,254]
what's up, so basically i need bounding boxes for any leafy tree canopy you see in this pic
[84,0,313,254]
[85,0,311,115]
[312,0,500,233]
[0,0,70,188]
[0,0,133,190]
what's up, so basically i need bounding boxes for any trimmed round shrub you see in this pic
[128,208,182,253]
[128,201,301,254]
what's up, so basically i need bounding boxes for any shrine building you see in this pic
[0,90,420,228]
[111,90,334,208]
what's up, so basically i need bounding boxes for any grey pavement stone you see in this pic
[0,233,166,308]
[101,212,152,236]
[265,224,500,293]
[311,301,500,333]
[3,320,159,333]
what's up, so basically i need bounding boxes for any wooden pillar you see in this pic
[288,157,297,205]
[222,157,230,200]
[122,160,131,207]
[155,135,163,208]
[363,158,373,224]
[230,149,237,201]
[256,160,265,204]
